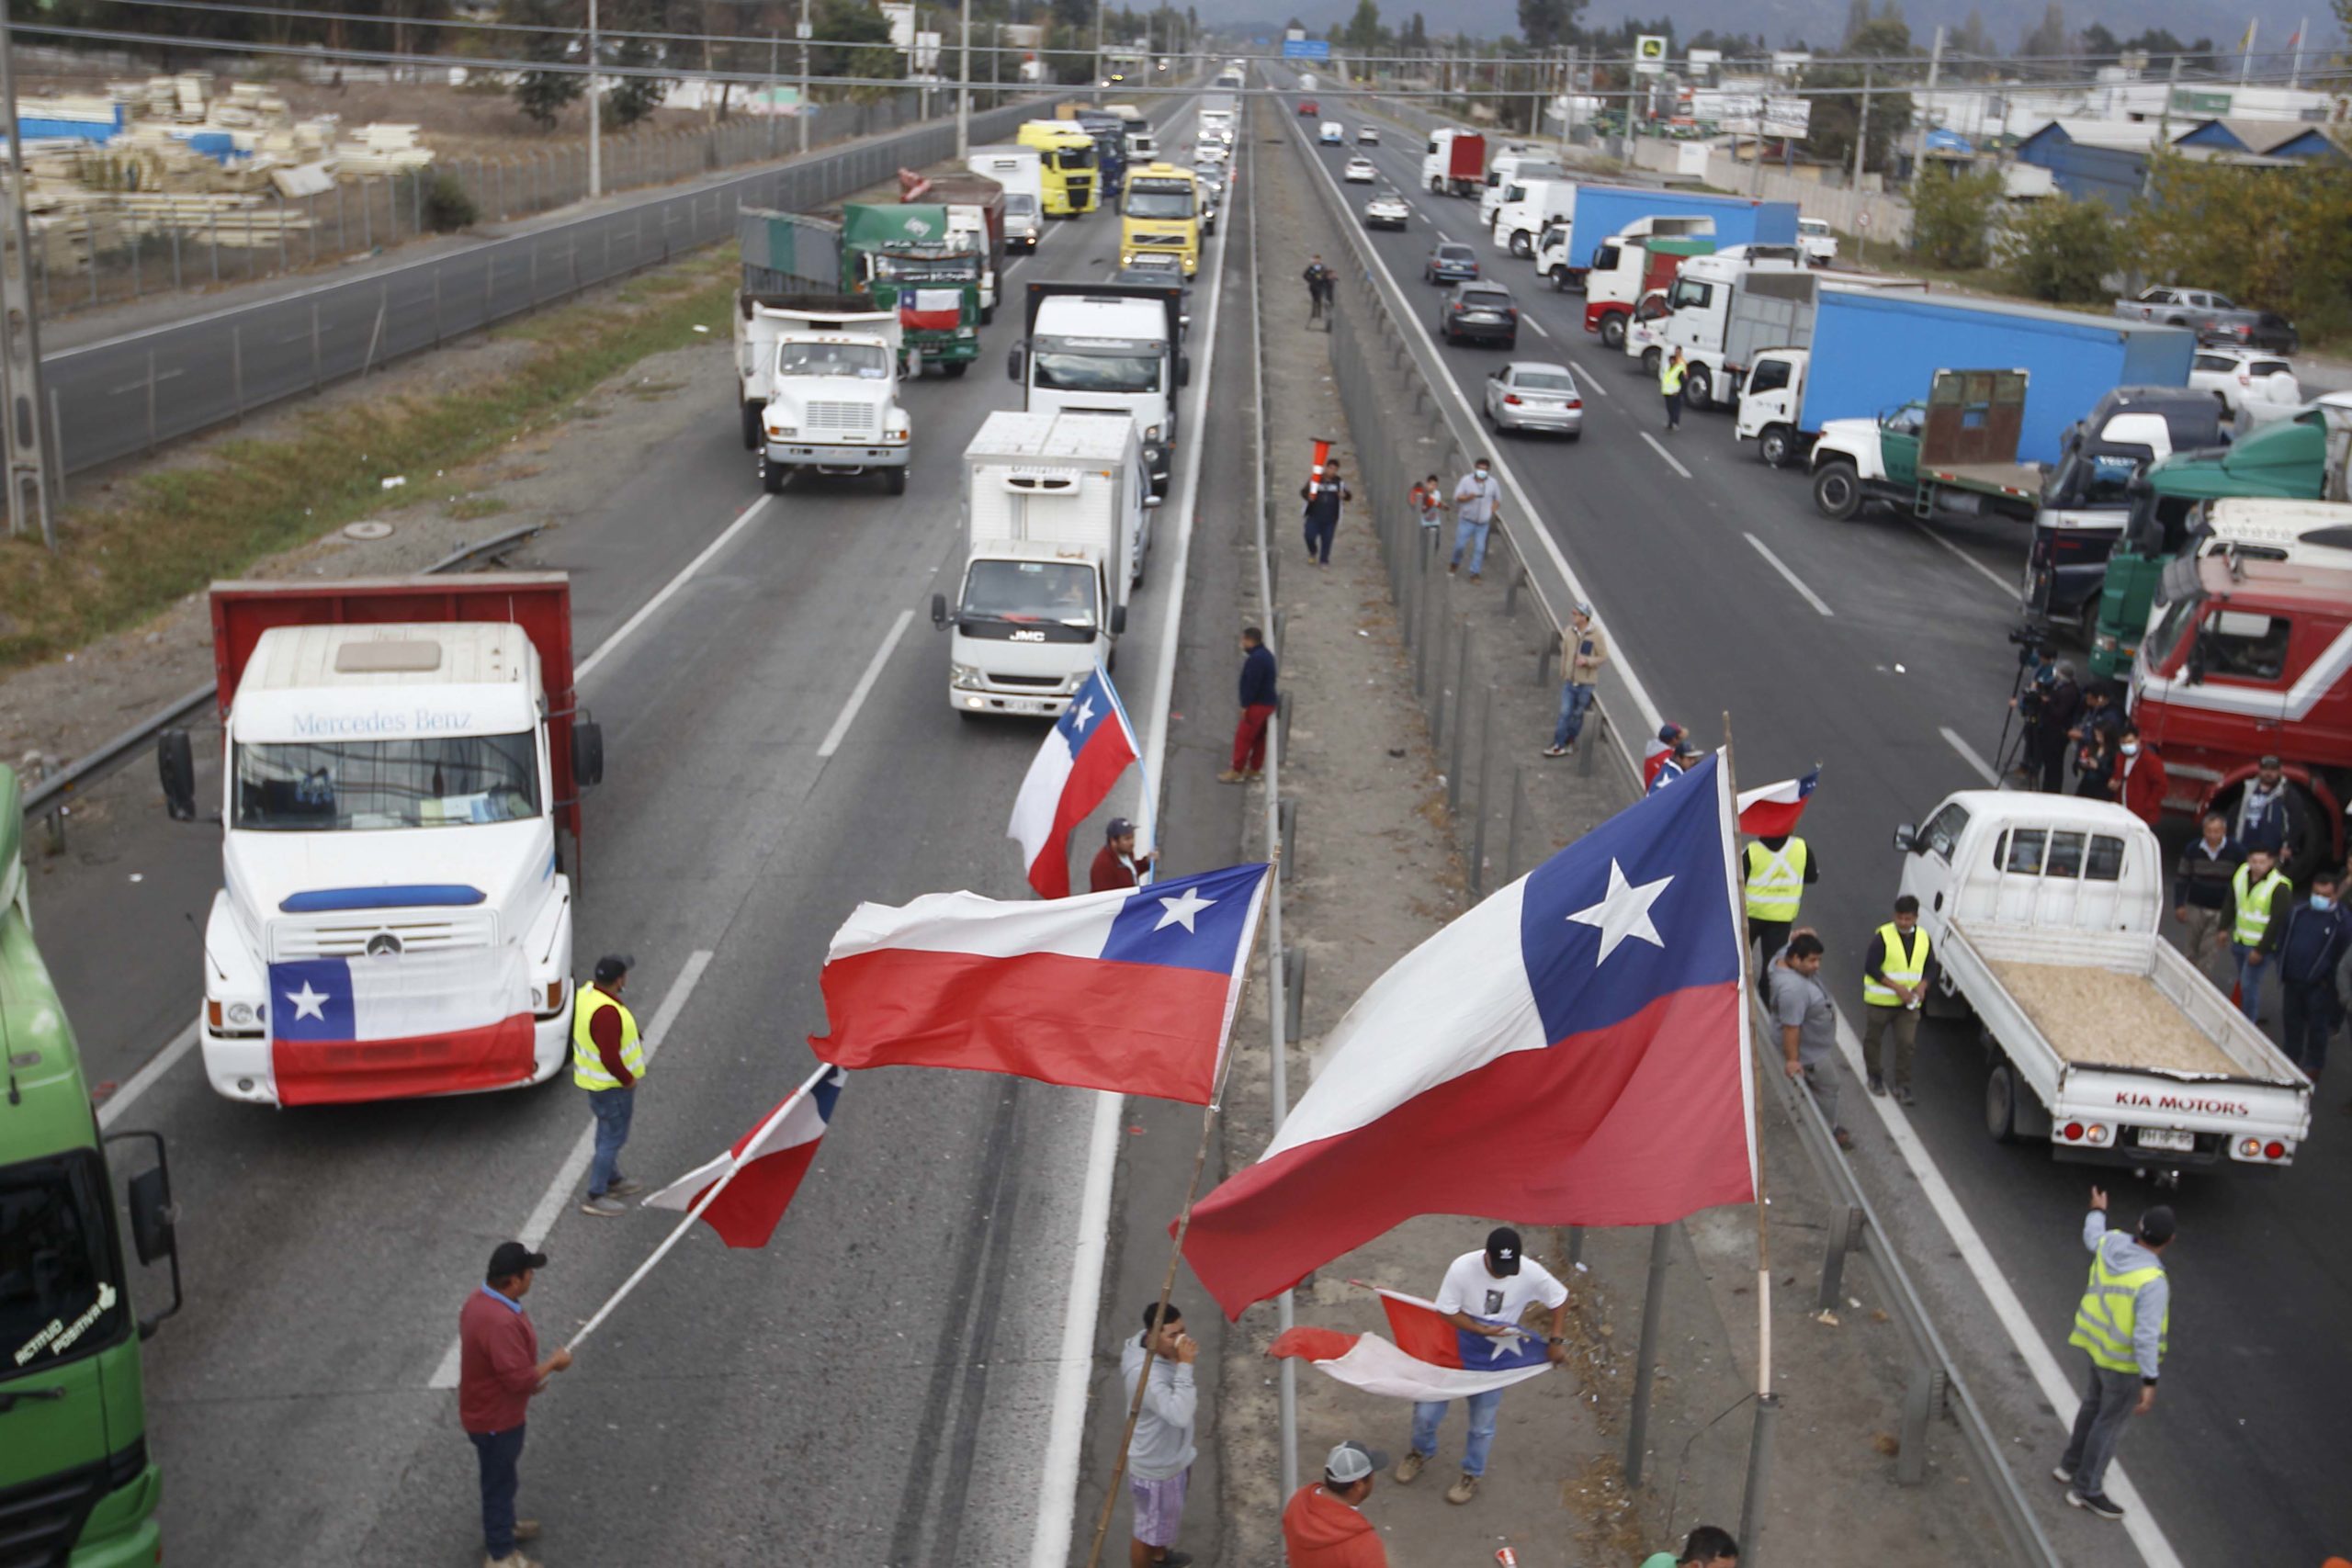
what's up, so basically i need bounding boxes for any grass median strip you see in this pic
[0,252,738,677]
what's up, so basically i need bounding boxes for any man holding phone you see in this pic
[1121,1301,1200,1568]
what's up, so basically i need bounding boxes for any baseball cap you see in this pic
[593,953,634,984]
[487,1241,548,1280]
[1657,722,1684,745]
[2258,753,2282,768]
[1485,1225,1522,1274]
[1674,736,1702,758]
[1573,601,1592,618]
[1107,818,1136,840]
[1323,1440,1389,1483]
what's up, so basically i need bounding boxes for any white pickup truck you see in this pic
[736,293,910,495]
[1893,791,2312,1182]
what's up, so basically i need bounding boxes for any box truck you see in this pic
[967,144,1045,251]
[1552,185,1799,287]
[899,167,1006,320]
[1421,128,1486,197]
[1007,280,1190,446]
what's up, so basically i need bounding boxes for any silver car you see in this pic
[1484,361,1584,437]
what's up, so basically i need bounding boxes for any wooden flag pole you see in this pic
[1718,712,1772,1396]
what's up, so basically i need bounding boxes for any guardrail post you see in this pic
[1737,1392,1781,1562]
[311,301,322,389]
[1469,682,1495,894]
[1505,566,1527,618]
[49,389,65,513]
[529,248,538,308]
[1567,1225,1585,1268]
[1624,1223,1673,1487]
[1504,764,1526,882]
[208,209,219,283]
[85,213,96,307]
[144,350,157,456]
[1446,623,1471,813]
[1898,1367,1935,1486]
[1537,628,1557,687]
[1278,797,1298,869]
[1818,1204,1861,1310]
[433,269,444,346]
[232,326,243,423]
[363,178,374,250]
[1283,945,1307,1042]
[1277,690,1295,759]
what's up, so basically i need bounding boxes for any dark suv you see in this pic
[1423,243,1480,285]
[1439,283,1518,348]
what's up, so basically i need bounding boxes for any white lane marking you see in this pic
[1939,725,2002,786]
[1745,532,1834,617]
[96,1021,198,1130]
[576,495,772,682]
[1906,517,2018,598]
[817,608,915,758]
[1640,430,1692,479]
[1525,316,1550,339]
[427,950,714,1391]
[107,367,185,395]
[1571,357,1611,396]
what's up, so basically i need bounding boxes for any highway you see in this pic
[1287,94,2351,1568]
[34,93,1256,1566]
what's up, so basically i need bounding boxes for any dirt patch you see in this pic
[1992,960,2245,1076]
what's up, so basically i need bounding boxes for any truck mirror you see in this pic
[1110,604,1128,635]
[1891,823,1918,853]
[1176,354,1192,388]
[932,592,949,628]
[104,1130,182,1337]
[571,720,605,790]
[157,729,197,822]
[1006,345,1024,381]
[1142,494,1162,509]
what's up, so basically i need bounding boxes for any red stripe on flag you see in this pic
[272,1015,537,1105]
[1737,798,1807,837]
[902,308,962,331]
[1268,1325,1361,1362]
[1027,716,1140,898]
[1377,1293,1464,1367]
[814,948,1233,1103]
[1182,984,1752,1317]
[683,1139,823,1249]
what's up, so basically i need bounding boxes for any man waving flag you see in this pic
[1270,1286,1555,1403]
[1182,754,1755,1318]
[1009,664,1142,897]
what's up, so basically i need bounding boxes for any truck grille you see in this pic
[990,673,1066,690]
[0,1457,108,1568]
[1134,232,1184,247]
[804,401,877,436]
[270,909,500,961]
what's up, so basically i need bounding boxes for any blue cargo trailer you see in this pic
[1561,185,1799,275]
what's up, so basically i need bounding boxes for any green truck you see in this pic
[842,202,983,376]
[2087,412,2328,678]
[1,763,182,1565]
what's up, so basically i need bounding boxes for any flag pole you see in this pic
[1080,858,1277,1568]
[564,1060,834,1353]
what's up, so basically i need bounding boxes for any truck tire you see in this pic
[1811,461,1865,521]
[1758,424,1793,468]
[1640,345,1660,378]
[1984,1061,2021,1144]
[1600,314,1626,350]
[942,361,969,378]
[1509,230,1532,258]
[741,400,763,451]
[981,303,996,325]
[885,467,908,496]
[1549,265,1569,292]
[1683,364,1713,409]
[760,457,786,494]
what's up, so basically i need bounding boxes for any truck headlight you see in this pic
[767,423,796,440]
[226,1000,257,1029]
[957,326,978,339]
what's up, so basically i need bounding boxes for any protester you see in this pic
[1638,1525,1742,1568]
[1409,472,1446,536]
[2058,1187,2174,1522]
[1659,347,1688,434]
[1219,627,1278,784]
[1304,254,1336,323]
[1543,603,1607,758]
[1282,1440,1390,1567]
[1641,724,1688,790]
[1121,1302,1199,1568]
[458,1242,572,1568]
[2110,724,2166,827]
[2223,845,2292,1023]
[1449,457,1502,581]
[1301,459,1351,568]
[2072,720,2117,801]
[2233,755,2309,874]
[1091,817,1157,892]
[1770,931,1849,1149]
[574,954,645,1217]
[1740,830,1818,981]
[2276,869,2352,1080]
[2172,812,2243,977]
[1393,1226,1568,1506]
[1646,735,1700,795]
[1860,895,1931,1106]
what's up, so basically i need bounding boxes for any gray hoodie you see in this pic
[1120,1335,1198,1481]
[2082,1211,2169,1379]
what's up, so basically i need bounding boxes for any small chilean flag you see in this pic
[1736,767,1819,837]
[1269,1287,1554,1402]
[1009,664,1141,898]
[643,1067,845,1247]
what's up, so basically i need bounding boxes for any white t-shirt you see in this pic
[1433,1249,1567,1325]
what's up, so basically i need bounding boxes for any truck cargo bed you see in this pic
[1990,960,2242,1077]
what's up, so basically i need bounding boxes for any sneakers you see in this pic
[485,1553,540,1568]
[1245,771,1264,783]
[1542,745,1569,759]
[603,1179,643,1199]
[1394,1450,1428,1484]
[1468,572,1481,582]
[1867,1074,1887,1097]
[2050,1465,2075,1484]
[1896,1087,1917,1107]
[1157,1553,1194,1568]
[1215,770,1246,784]
[579,1196,627,1217]
[514,1520,542,1542]
[1448,562,1459,576]
[2068,1489,2124,1520]
[1445,1472,1481,1505]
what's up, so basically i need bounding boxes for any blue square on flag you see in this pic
[1101,863,1266,975]
[1520,752,1741,1045]
[267,959,357,1042]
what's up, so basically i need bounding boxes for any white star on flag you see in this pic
[287,981,329,1021]
[1154,886,1216,933]
[1565,858,1673,964]
[1070,695,1097,731]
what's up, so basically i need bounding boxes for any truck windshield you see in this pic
[871,254,979,283]
[961,560,1099,627]
[1124,184,1195,219]
[2,1152,128,1377]
[1031,344,1161,394]
[232,734,540,831]
[1667,276,1713,311]
[778,342,891,379]
[1052,146,1096,172]
[2144,593,2205,671]
[1006,195,1039,218]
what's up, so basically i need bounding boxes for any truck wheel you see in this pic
[1640,346,1660,378]
[981,303,996,325]
[1984,1061,2020,1144]
[885,467,908,496]
[1509,230,1532,258]
[761,457,786,495]
[1758,425,1793,468]
[1684,364,1713,409]
[1548,265,1568,292]
[1600,314,1626,350]
[741,400,763,451]
[942,361,969,378]
[1811,462,1864,521]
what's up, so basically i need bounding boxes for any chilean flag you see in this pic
[266,947,535,1106]
[1010,664,1141,898]
[1736,767,1819,837]
[643,1067,844,1247]
[1270,1287,1554,1402]
[810,863,1272,1104]
[900,287,965,332]
[1641,728,1681,789]
[1182,754,1755,1318]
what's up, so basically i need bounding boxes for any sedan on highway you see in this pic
[1194,140,1230,164]
[1342,155,1378,183]
[1484,360,1583,436]
[1363,190,1411,230]
[1423,243,1480,285]
[1438,282,1519,349]
[1298,98,1320,116]
[1357,125,1381,144]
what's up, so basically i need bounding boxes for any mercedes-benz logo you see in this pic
[365,931,404,958]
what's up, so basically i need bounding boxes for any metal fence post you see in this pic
[85,212,96,306]
[311,300,322,389]
[363,176,374,249]
[1624,1224,1673,1488]
[169,223,181,290]
[144,350,157,455]
[1469,682,1496,896]
[1283,947,1307,1042]
[1818,1205,1860,1311]
[362,285,387,374]
[232,325,243,423]
[48,387,66,513]
[1737,1393,1782,1562]
[1446,623,1471,813]
[1278,797,1298,868]
[129,227,140,299]
[433,268,444,346]
[1504,764,1526,882]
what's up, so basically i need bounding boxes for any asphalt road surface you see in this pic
[1289,94,2350,1568]
[40,95,1256,1567]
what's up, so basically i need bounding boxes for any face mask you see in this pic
[2121,742,2140,757]
[1476,468,1489,479]
[2314,896,2336,912]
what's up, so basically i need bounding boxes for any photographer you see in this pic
[2029,661,2083,794]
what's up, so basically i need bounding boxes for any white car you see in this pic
[1796,217,1838,265]
[1356,125,1380,144]
[1343,156,1377,183]
[2188,346,2301,425]
[1363,190,1411,229]
[1319,120,1344,145]
[1194,140,1230,164]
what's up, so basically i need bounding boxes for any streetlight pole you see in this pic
[586,0,601,199]
[798,0,812,153]
[1094,0,1105,87]
[956,0,971,157]
[0,2,55,547]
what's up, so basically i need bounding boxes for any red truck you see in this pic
[1422,129,1486,197]
[1581,227,1714,350]
[899,166,1006,324]
[2130,555,2352,864]
[158,574,605,1106]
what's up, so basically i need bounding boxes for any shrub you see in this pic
[1908,164,2004,271]
[1999,197,2120,304]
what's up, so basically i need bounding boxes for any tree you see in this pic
[1841,0,1871,44]
[600,0,673,130]
[1401,12,1429,51]
[1801,16,1913,177]
[504,0,582,130]
[2018,0,2069,61]
[813,0,899,89]
[2132,153,2352,339]
[2000,196,2119,303]
[1345,0,1385,55]
[2078,21,2120,58]
[1909,164,2003,268]
[1517,0,1583,51]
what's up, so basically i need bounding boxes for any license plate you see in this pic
[2136,1127,2195,1152]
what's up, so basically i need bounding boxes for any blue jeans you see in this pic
[1409,1387,1504,1476]
[1452,517,1491,574]
[2232,944,2267,1021]
[468,1423,526,1557]
[1553,681,1595,749]
[587,1085,635,1198]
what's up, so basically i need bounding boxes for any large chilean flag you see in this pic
[1009,664,1141,898]
[1269,1286,1555,1402]
[1182,754,1756,1318]
[809,863,1271,1104]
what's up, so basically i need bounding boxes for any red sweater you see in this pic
[1282,1484,1387,1568]
[1090,844,1141,893]
[458,1287,543,1434]
[2114,749,2168,828]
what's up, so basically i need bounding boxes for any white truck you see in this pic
[1796,216,1839,265]
[967,144,1045,251]
[1007,280,1190,446]
[1623,244,1807,410]
[1479,161,1565,233]
[1488,175,1575,258]
[931,411,1159,717]
[738,296,910,495]
[1892,791,2311,1181]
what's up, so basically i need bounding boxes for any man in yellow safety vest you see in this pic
[2223,845,2291,1025]
[1740,833,1818,983]
[1659,348,1688,434]
[1861,896,1931,1105]
[2056,1186,2174,1523]
[573,953,647,1218]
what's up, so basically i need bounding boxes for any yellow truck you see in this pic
[1119,163,1200,276]
[1017,119,1099,216]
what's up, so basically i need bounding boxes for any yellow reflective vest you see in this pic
[2067,1231,2169,1375]
[1743,839,1808,921]
[571,985,644,1090]
[2230,863,2291,948]
[1861,922,1930,1008]
[1659,357,1688,396]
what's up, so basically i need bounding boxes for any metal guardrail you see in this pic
[17,523,545,828]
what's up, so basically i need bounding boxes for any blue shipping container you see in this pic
[1565,185,1799,272]
[1795,290,2196,466]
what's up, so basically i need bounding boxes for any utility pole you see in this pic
[956,0,971,157]
[1852,62,1872,190]
[1909,25,1943,188]
[0,3,54,547]
[587,0,601,199]
[1094,0,1105,88]
[798,0,812,153]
